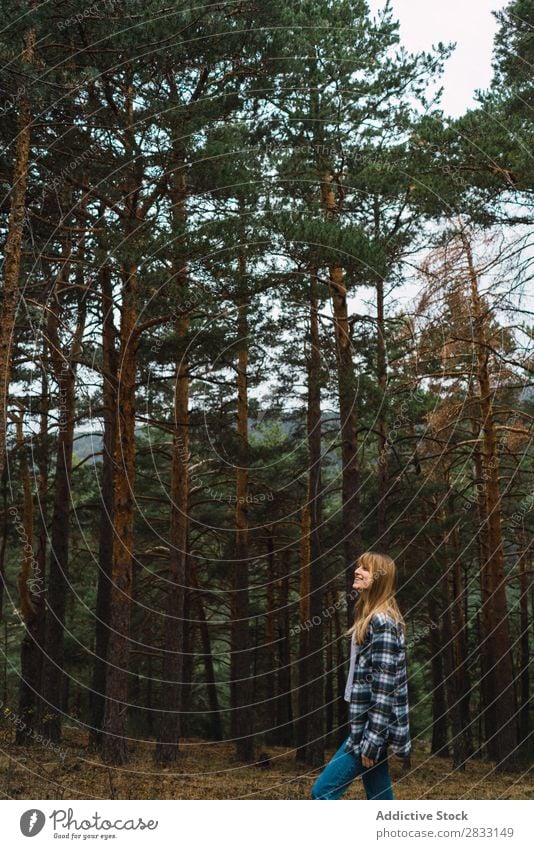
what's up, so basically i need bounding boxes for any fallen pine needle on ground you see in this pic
[0,729,531,800]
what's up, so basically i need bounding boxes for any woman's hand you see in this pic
[361,754,374,768]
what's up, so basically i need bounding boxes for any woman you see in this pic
[311,551,411,800]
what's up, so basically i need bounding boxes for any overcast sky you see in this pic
[368,0,507,116]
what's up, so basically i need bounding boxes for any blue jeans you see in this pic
[311,737,394,800]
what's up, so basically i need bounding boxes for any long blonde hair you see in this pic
[345,551,405,644]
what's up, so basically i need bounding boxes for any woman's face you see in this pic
[353,561,373,591]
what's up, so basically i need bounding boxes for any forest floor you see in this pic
[0,727,531,800]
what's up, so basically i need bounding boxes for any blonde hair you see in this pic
[345,551,405,644]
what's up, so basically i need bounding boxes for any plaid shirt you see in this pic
[343,611,411,761]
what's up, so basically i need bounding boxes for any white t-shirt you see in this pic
[344,633,359,702]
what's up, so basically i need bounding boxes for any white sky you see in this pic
[369,0,507,117]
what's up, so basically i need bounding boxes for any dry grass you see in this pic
[0,728,531,800]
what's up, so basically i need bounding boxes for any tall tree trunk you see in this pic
[324,587,335,741]
[230,223,254,761]
[518,546,530,747]
[295,503,311,760]
[14,403,41,742]
[333,588,348,749]
[154,156,189,764]
[449,506,474,758]
[27,359,50,729]
[264,530,278,745]
[429,617,449,756]
[40,273,87,743]
[464,235,518,771]
[189,557,223,740]
[298,271,324,766]
[89,261,117,750]
[153,322,189,762]
[441,557,468,770]
[0,468,8,621]
[178,553,194,737]
[275,548,293,746]
[101,262,138,763]
[376,273,389,539]
[0,21,35,482]
[472,421,493,757]
[101,263,138,764]
[179,589,193,740]
[319,173,362,619]
[102,84,141,765]
[146,651,154,735]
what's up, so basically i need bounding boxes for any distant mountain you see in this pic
[72,431,104,465]
[71,410,343,465]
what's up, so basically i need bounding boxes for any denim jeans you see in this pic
[311,736,394,800]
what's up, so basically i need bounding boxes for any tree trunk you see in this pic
[518,547,530,747]
[295,503,311,761]
[89,262,117,750]
[154,158,189,764]
[429,618,449,756]
[298,271,324,766]
[179,593,193,740]
[100,254,138,763]
[27,360,50,730]
[154,315,189,762]
[0,23,35,482]
[179,554,193,736]
[230,228,254,761]
[189,558,223,740]
[464,235,518,771]
[319,173,362,618]
[376,274,389,539]
[146,651,154,735]
[472,424,493,757]
[325,588,335,740]
[40,274,86,743]
[275,548,293,746]
[441,563,468,770]
[264,530,278,745]
[14,404,42,742]
[102,86,141,765]
[0,469,8,622]
[333,588,348,749]
[450,511,474,758]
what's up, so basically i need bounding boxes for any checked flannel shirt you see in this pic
[343,611,411,761]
